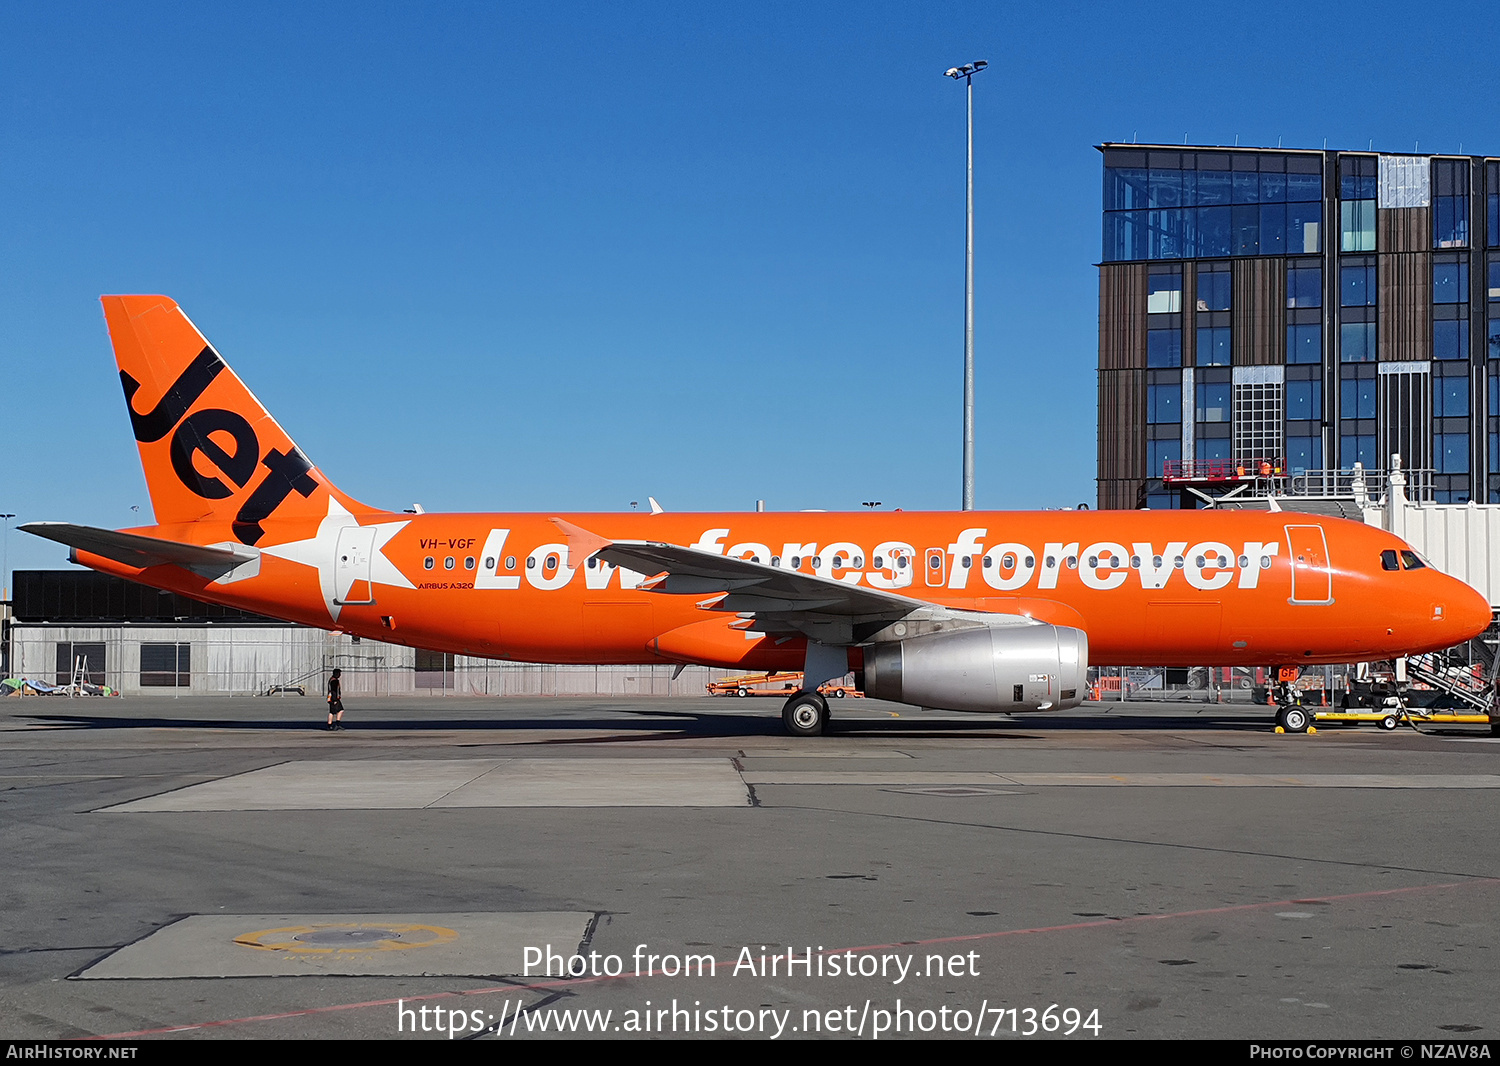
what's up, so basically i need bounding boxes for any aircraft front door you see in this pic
[334,525,377,605]
[1285,524,1333,605]
[925,547,947,587]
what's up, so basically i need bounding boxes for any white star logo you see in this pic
[261,497,415,622]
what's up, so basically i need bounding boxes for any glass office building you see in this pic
[1097,145,1500,509]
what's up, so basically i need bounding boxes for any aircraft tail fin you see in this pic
[101,295,377,542]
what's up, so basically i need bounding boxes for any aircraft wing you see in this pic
[550,519,1028,646]
[21,522,259,579]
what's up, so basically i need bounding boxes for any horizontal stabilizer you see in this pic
[21,522,260,580]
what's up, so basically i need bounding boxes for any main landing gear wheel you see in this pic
[782,691,828,737]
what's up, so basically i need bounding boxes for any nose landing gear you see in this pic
[1271,667,1312,733]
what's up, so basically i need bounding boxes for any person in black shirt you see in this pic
[326,668,344,731]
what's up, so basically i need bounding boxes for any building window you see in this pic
[1147,267,1182,367]
[1341,259,1376,307]
[1287,323,1321,363]
[1195,434,1231,465]
[1147,381,1181,423]
[1286,366,1322,475]
[1340,321,1376,362]
[1340,156,1376,252]
[1340,258,1377,363]
[1147,437,1181,479]
[1196,327,1231,366]
[1341,368,1377,419]
[1434,318,1469,361]
[1436,432,1469,474]
[1147,269,1182,313]
[1286,371,1321,422]
[1488,162,1499,250]
[1102,149,1320,262]
[1340,363,1377,470]
[1341,200,1376,252]
[1287,262,1322,308]
[1196,263,1231,311]
[55,642,106,686]
[1284,431,1320,473]
[140,643,191,688]
[1490,257,1500,365]
[1433,259,1468,303]
[1286,429,1323,474]
[1433,159,1469,249]
[1434,363,1470,417]
[1432,254,1470,364]
[1286,260,1322,365]
[1195,376,1231,422]
[1489,363,1500,502]
[1146,331,1182,368]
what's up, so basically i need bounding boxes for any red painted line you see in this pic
[95,876,1500,1039]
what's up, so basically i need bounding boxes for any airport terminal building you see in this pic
[1097,144,1499,511]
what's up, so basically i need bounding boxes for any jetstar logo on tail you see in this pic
[121,346,319,545]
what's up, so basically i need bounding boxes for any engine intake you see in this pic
[863,623,1088,713]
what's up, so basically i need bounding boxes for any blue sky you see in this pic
[3,1,1498,578]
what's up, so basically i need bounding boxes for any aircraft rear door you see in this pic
[334,525,377,605]
[1285,524,1334,605]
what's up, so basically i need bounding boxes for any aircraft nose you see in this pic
[1442,577,1492,643]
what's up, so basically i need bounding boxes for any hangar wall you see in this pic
[8,623,734,697]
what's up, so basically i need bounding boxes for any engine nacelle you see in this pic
[862,623,1088,713]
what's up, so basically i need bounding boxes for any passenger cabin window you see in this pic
[424,557,434,570]
[1401,551,1426,570]
[1380,550,1399,571]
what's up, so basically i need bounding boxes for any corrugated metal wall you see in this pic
[5,625,736,697]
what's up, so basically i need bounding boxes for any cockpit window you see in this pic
[1400,550,1426,570]
[1380,549,1399,571]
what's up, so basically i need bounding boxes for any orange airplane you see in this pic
[23,296,1494,736]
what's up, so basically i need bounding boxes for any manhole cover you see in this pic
[294,928,402,945]
[234,922,458,954]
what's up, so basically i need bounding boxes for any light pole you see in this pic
[0,514,13,603]
[945,60,986,511]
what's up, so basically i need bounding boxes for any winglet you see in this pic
[648,496,664,514]
[548,518,613,569]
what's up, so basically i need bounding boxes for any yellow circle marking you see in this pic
[233,922,458,954]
